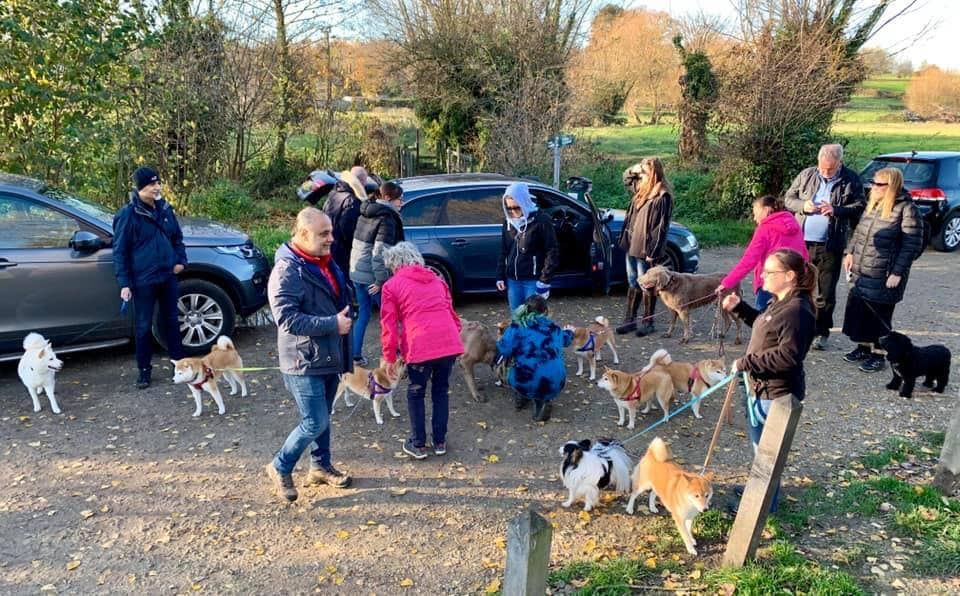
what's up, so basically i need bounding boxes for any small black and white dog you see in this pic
[878,331,951,399]
[559,439,632,511]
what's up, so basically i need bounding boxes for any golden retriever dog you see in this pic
[639,349,726,419]
[626,437,714,556]
[564,316,620,381]
[597,367,676,428]
[638,266,742,344]
[458,319,503,403]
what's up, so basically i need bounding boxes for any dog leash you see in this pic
[619,373,737,449]
[215,366,283,372]
[633,291,728,325]
[700,374,740,475]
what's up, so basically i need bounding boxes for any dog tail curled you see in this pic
[215,336,235,351]
[639,349,672,375]
[647,437,673,463]
[22,332,47,351]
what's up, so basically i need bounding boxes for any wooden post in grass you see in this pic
[503,509,553,595]
[723,394,803,567]
[933,402,960,494]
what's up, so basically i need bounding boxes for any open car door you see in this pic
[566,176,612,295]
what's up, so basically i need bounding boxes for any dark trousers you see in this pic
[132,277,184,369]
[406,356,456,448]
[805,242,842,338]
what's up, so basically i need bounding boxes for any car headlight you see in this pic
[215,244,263,259]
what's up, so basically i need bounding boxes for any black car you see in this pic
[393,173,701,296]
[860,152,960,251]
[0,173,271,361]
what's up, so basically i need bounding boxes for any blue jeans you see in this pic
[743,386,780,512]
[351,284,380,359]
[755,289,775,312]
[273,374,337,474]
[625,255,651,289]
[506,279,539,313]
[406,356,455,448]
[132,276,183,369]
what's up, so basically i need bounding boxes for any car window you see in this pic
[42,187,114,225]
[444,188,505,225]
[0,195,78,249]
[861,159,936,188]
[401,194,445,226]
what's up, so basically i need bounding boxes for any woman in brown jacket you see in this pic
[615,157,674,336]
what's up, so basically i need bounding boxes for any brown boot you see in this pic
[265,463,298,502]
[615,288,641,334]
[635,291,656,337]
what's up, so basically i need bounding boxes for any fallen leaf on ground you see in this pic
[494,536,506,550]
[80,510,95,519]
[578,510,591,523]
[335,530,350,539]
[486,454,500,463]
[485,578,501,593]
[66,561,81,571]
[399,578,414,587]
[644,557,657,569]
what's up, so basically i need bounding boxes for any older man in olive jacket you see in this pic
[264,207,355,502]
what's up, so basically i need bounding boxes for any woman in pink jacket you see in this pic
[716,195,809,311]
[380,242,464,460]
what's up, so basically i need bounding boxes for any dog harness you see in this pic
[622,376,645,402]
[191,365,214,390]
[367,372,392,400]
[687,367,708,393]
[575,332,596,353]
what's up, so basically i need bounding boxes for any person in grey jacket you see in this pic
[784,144,865,350]
[265,207,355,502]
[841,168,923,373]
[349,181,405,366]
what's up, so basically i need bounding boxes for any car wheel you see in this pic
[424,259,455,294]
[931,211,960,252]
[154,279,236,356]
[663,247,682,272]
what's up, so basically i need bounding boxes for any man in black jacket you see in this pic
[784,144,865,350]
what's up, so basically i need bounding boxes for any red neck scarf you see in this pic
[290,243,339,296]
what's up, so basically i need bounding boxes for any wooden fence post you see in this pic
[503,509,553,596]
[933,400,960,494]
[723,394,803,567]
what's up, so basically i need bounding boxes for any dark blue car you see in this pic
[393,173,700,296]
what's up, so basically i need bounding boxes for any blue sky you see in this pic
[632,0,958,70]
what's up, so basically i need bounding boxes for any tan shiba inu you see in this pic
[333,359,406,425]
[171,336,248,417]
[564,316,620,381]
[639,349,726,419]
[596,367,675,429]
[626,437,714,555]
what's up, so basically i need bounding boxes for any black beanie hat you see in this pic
[132,166,160,190]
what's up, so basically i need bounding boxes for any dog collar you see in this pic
[191,365,214,390]
[575,332,596,353]
[367,372,392,400]
[687,367,708,393]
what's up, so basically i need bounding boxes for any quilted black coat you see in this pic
[846,191,923,304]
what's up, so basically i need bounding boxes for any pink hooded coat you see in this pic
[380,264,463,365]
[721,211,809,293]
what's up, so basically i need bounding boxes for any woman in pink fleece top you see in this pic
[716,195,809,311]
[380,242,463,460]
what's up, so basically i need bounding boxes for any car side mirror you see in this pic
[70,230,102,253]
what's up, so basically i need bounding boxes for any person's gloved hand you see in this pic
[536,281,550,300]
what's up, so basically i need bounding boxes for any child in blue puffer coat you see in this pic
[496,294,573,422]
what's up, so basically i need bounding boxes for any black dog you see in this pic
[878,331,951,399]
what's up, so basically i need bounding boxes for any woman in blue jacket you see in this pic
[496,294,573,422]
[112,167,187,389]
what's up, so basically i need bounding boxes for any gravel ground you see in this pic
[0,246,956,594]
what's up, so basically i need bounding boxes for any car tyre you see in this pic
[663,246,681,272]
[154,279,236,356]
[425,259,455,295]
[931,211,960,252]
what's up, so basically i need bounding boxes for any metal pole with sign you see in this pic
[546,134,575,189]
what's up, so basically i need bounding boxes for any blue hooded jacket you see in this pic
[497,311,573,402]
[112,192,187,288]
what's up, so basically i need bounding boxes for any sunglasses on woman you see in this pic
[871,181,889,187]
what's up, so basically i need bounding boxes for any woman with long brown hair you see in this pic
[616,157,674,336]
[841,167,923,372]
[721,248,818,513]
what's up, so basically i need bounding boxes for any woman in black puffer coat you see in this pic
[841,167,923,372]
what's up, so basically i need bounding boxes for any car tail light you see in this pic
[910,188,946,199]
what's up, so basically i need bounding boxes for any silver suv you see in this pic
[0,173,270,361]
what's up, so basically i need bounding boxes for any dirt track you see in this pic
[1,247,957,594]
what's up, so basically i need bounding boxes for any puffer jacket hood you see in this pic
[502,182,538,221]
[361,200,398,218]
[764,210,801,236]
[397,264,439,285]
[338,169,367,202]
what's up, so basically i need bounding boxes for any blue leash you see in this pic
[620,373,738,447]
